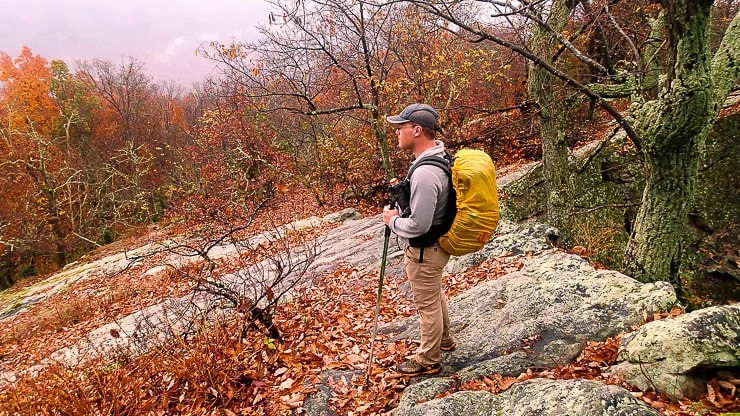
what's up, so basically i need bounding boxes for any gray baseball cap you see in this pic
[386,103,441,131]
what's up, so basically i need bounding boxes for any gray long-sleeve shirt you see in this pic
[389,141,451,239]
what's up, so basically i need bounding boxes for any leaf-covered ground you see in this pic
[0,190,738,415]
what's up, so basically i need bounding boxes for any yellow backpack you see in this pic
[438,149,500,255]
[393,149,500,256]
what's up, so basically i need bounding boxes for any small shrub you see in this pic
[568,212,627,269]
[19,263,36,277]
[102,229,115,245]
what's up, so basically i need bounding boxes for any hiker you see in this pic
[383,103,455,376]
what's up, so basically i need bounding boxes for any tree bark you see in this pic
[624,0,716,287]
[43,184,67,267]
[370,103,394,180]
[527,0,575,245]
[709,10,740,110]
[0,272,13,290]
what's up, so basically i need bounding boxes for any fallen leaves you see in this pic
[2,209,738,415]
[707,377,739,409]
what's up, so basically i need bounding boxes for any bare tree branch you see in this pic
[403,0,642,150]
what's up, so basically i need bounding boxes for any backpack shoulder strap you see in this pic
[405,151,453,180]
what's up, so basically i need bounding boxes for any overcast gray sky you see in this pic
[0,0,271,85]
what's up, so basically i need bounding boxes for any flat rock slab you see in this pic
[397,378,662,416]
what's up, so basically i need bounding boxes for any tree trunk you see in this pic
[44,186,68,268]
[370,99,394,180]
[624,1,715,288]
[0,273,13,290]
[527,0,574,245]
[359,0,394,181]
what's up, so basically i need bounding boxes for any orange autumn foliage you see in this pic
[0,46,57,136]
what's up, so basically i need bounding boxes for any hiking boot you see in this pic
[441,338,456,351]
[396,359,441,376]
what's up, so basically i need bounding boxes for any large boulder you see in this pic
[386,250,677,382]
[609,303,740,399]
[397,378,662,416]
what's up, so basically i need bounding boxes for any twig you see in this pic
[636,353,660,393]
[576,125,624,174]
[72,232,102,248]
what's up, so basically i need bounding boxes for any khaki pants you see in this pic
[404,242,451,366]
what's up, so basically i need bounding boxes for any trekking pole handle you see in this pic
[386,179,399,236]
[385,203,396,238]
[388,178,399,210]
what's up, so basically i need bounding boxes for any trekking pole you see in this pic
[365,182,398,384]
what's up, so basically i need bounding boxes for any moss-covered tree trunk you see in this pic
[624,0,715,287]
[527,0,574,245]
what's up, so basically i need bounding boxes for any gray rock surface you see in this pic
[398,378,662,416]
[304,211,392,275]
[444,220,553,274]
[301,370,359,416]
[609,303,740,399]
[387,250,677,381]
[0,243,156,321]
